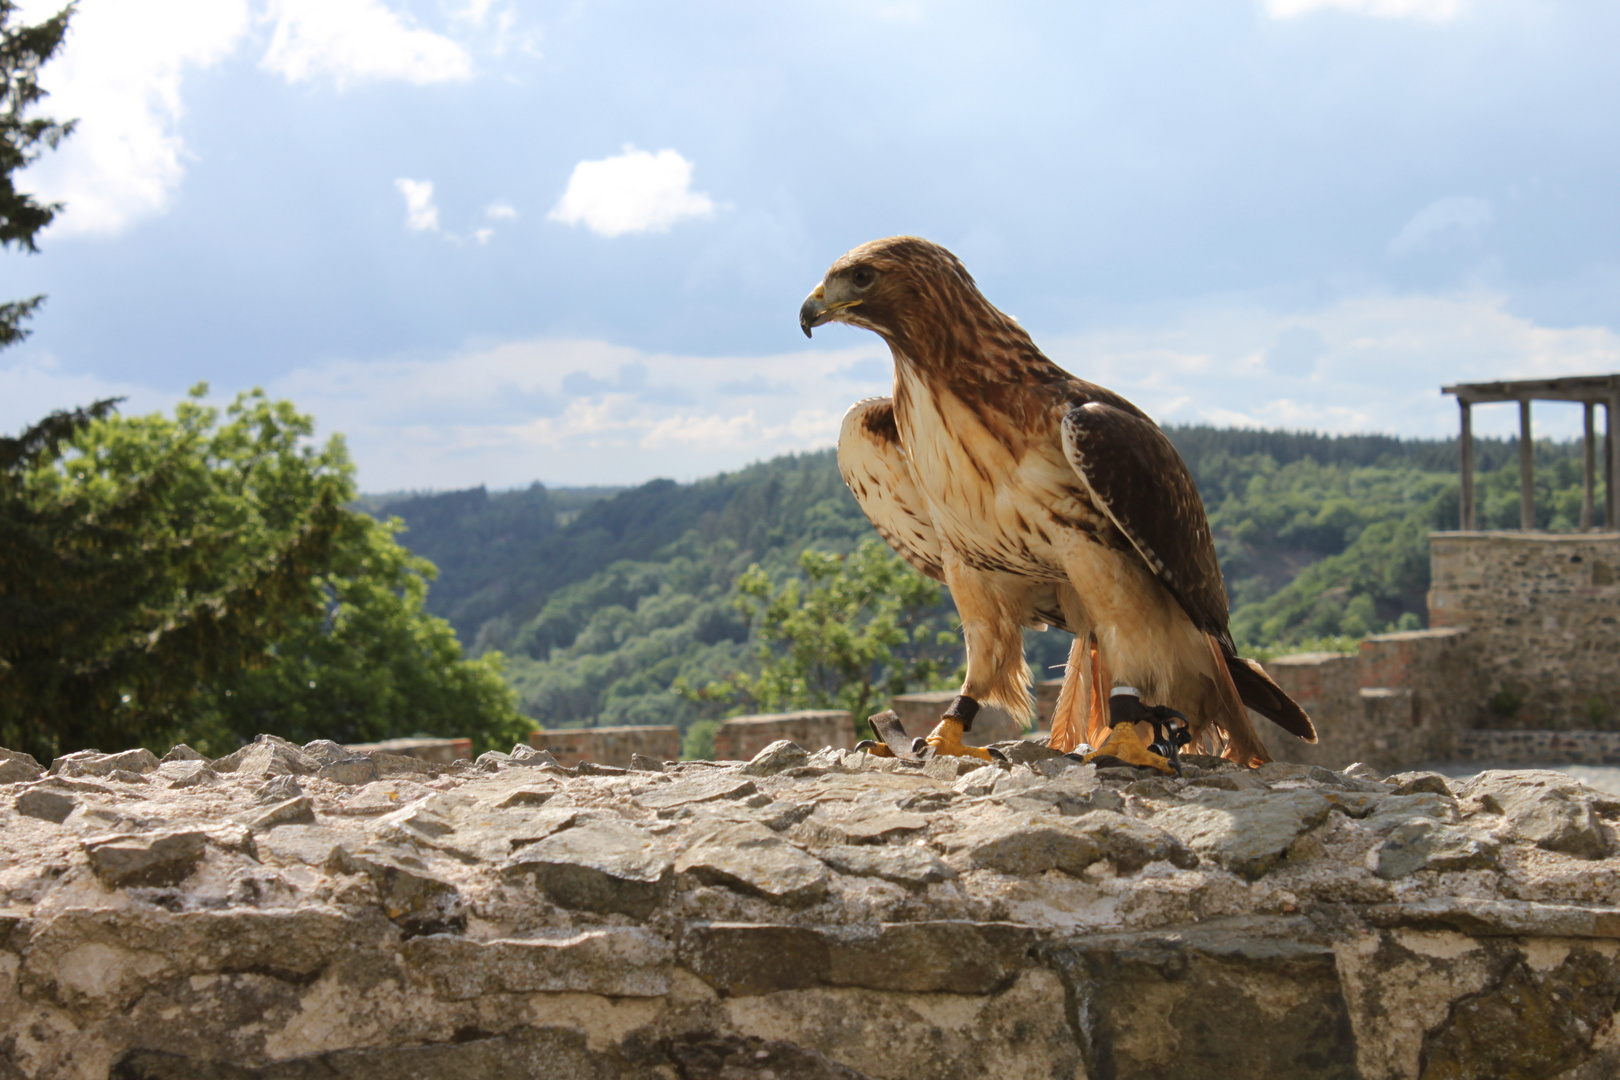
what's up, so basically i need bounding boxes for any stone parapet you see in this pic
[530,725,682,768]
[890,691,1026,745]
[8,738,1620,1078]
[1429,531,1620,727]
[1260,628,1477,771]
[713,710,854,760]
[1451,728,1620,765]
[344,737,472,763]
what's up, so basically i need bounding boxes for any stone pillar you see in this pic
[1459,399,1475,531]
[1519,398,1535,531]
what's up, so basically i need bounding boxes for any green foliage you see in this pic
[0,389,528,761]
[0,0,73,347]
[677,540,960,721]
[681,719,720,761]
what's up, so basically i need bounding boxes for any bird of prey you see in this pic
[799,237,1315,771]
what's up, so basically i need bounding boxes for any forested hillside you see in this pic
[368,427,1598,731]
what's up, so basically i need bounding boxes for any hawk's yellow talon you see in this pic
[1083,722,1177,775]
[924,717,994,761]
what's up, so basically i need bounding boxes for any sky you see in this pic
[1,0,1617,490]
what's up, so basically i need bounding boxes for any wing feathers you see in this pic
[837,398,944,582]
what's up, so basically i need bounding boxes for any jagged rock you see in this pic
[509,820,672,917]
[1364,791,1457,834]
[943,810,1196,876]
[1189,771,1269,793]
[676,820,829,905]
[300,739,353,766]
[493,785,556,808]
[992,739,1062,766]
[817,843,957,886]
[330,845,464,935]
[318,756,380,785]
[799,805,928,845]
[1388,771,1454,797]
[0,746,43,784]
[1463,770,1615,859]
[49,747,161,778]
[156,760,217,789]
[1376,818,1502,879]
[630,753,666,772]
[1155,790,1331,879]
[255,775,304,804]
[83,825,251,887]
[244,795,315,832]
[371,751,436,777]
[15,785,77,823]
[214,736,320,778]
[636,771,758,812]
[508,743,561,766]
[744,739,810,776]
[1343,761,1386,782]
[160,744,206,763]
[924,755,986,781]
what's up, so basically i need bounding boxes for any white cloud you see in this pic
[1265,0,1467,18]
[548,147,716,238]
[485,201,518,220]
[17,291,1615,491]
[474,227,494,244]
[17,0,253,237]
[394,178,439,231]
[1044,291,1620,440]
[1388,196,1494,257]
[260,0,472,88]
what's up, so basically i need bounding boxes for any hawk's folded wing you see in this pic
[837,398,944,582]
[1059,400,1230,642]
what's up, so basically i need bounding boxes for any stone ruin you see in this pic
[5,731,1620,1079]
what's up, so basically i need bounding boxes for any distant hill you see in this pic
[365,427,1596,730]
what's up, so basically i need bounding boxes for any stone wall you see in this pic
[714,711,855,761]
[1429,531,1620,729]
[530,726,682,768]
[7,735,1620,1078]
[1260,628,1482,772]
[1451,729,1620,766]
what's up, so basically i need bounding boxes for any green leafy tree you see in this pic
[678,539,960,723]
[0,388,529,761]
[0,0,74,347]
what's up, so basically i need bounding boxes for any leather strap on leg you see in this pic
[942,695,980,733]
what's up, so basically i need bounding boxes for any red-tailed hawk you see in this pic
[800,237,1315,770]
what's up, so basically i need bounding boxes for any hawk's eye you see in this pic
[851,267,875,289]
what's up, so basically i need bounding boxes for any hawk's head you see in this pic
[799,236,981,341]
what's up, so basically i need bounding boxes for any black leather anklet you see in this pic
[942,695,980,732]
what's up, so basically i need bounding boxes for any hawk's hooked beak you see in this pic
[799,283,861,338]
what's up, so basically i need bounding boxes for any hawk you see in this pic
[800,237,1315,770]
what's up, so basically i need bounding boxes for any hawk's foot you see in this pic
[853,740,897,758]
[1082,722,1177,776]
[924,717,994,761]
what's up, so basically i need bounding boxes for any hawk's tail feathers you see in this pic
[1205,633,1271,768]
[1225,653,1318,744]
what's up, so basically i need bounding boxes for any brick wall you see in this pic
[530,726,682,768]
[1429,531,1620,729]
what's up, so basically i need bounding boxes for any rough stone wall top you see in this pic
[1429,531,1620,728]
[9,734,1620,1078]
